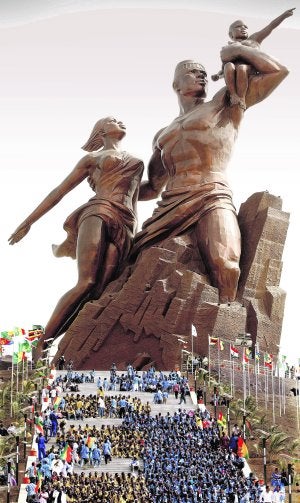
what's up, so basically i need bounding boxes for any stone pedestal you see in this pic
[55,191,289,370]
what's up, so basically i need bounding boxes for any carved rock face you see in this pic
[56,191,289,370]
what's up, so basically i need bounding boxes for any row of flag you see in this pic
[0,326,44,362]
[208,335,275,369]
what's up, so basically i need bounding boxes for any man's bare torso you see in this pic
[156,97,239,190]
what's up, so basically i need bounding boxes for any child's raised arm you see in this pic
[250,8,295,44]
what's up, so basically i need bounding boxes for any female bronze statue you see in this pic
[9,117,144,354]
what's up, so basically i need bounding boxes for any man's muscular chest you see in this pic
[157,103,223,149]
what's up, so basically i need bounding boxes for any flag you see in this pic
[218,339,224,351]
[192,325,197,337]
[245,348,252,358]
[217,412,226,429]
[202,419,210,429]
[14,327,26,336]
[35,416,44,435]
[209,336,218,346]
[230,345,239,358]
[60,444,72,463]
[279,355,287,368]
[255,347,260,361]
[264,353,273,369]
[53,396,62,410]
[0,331,13,342]
[245,419,253,435]
[0,338,13,346]
[19,340,32,353]
[26,332,41,341]
[1,330,14,340]
[237,436,249,459]
[13,351,26,364]
[26,336,40,348]
[32,325,44,332]
[242,352,249,364]
[35,470,43,493]
[87,436,95,449]
[195,416,203,429]
[27,329,43,343]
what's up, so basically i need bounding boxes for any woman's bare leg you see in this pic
[91,242,119,299]
[195,208,241,304]
[36,217,108,355]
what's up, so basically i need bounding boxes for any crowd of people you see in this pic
[23,365,290,502]
[29,411,262,501]
[27,470,151,502]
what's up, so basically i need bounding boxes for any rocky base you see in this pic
[55,191,289,370]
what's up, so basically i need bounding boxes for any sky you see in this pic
[0,1,299,364]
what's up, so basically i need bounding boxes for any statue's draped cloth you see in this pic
[53,154,142,262]
[131,181,236,257]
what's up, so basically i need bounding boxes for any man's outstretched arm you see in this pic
[220,44,289,109]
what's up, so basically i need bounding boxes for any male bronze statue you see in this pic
[131,42,290,304]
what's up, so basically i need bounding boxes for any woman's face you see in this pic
[102,117,126,137]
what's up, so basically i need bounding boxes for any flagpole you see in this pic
[218,338,220,384]
[232,356,235,396]
[279,373,282,417]
[266,368,269,410]
[229,346,233,396]
[247,355,251,397]
[271,365,275,424]
[283,372,286,415]
[264,354,267,411]
[16,358,19,396]
[297,376,300,433]
[191,328,194,376]
[208,335,211,386]
[10,356,14,417]
[191,325,197,378]
[22,357,25,392]
[255,344,258,404]
[242,348,246,412]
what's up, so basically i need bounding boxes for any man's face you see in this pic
[175,68,208,98]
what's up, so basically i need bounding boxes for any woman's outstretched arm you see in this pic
[8,155,93,245]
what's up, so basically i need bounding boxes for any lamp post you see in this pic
[223,393,232,436]
[16,436,19,485]
[227,399,231,436]
[7,460,11,503]
[213,385,218,419]
[279,455,295,503]
[198,368,208,405]
[257,429,270,486]
[240,408,249,440]
[262,437,267,486]
[288,463,292,503]
[23,413,27,459]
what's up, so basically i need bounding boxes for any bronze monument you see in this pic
[9,11,294,368]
